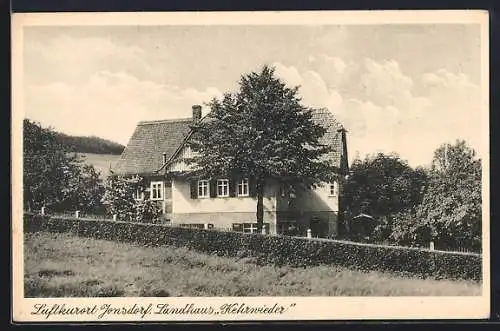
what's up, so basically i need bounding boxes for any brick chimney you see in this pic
[192,105,202,122]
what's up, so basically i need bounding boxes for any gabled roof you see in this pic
[113,108,347,176]
[113,119,193,176]
[311,108,346,169]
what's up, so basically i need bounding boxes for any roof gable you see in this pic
[310,108,345,168]
[113,119,192,176]
[114,108,347,176]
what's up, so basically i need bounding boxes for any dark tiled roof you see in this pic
[310,108,345,168]
[114,108,345,176]
[113,119,193,175]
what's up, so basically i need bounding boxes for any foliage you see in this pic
[57,164,105,213]
[25,231,481,298]
[134,199,162,223]
[25,213,482,281]
[23,119,105,213]
[102,175,161,223]
[54,132,125,155]
[413,140,482,251]
[188,65,336,231]
[342,153,429,222]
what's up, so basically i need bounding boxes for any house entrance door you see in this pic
[278,219,298,236]
[310,218,326,238]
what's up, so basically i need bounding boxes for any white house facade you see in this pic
[113,105,349,237]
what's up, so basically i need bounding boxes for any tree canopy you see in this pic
[23,119,104,212]
[54,132,125,155]
[343,153,429,220]
[188,65,337,231]
[415,140,482,251]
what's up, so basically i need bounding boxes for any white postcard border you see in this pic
[11,10,491,322]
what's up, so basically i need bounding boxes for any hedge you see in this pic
[24,213,482,281]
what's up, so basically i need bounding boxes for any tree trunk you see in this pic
[256,179,264,232]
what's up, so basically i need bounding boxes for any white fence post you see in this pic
[113,214,117,222]
[307,229,312,238]
[40,206,45,215]
[75,210,80,218]
[429,241,435,251]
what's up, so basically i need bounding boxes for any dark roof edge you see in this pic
[153,112,211,174]
[138,118,192,126]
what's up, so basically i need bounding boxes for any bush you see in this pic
[134,200,162,223]
[24,213,482,281]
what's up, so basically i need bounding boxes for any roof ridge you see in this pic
[138,118,192,125]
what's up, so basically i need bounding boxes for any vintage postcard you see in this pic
[11,10,490,322]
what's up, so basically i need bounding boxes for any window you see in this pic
[179,223,203,229]
[237,178,249,197]
[217,179,229,197]
[179,223,213,230]
[280,184,287,197]
[132,188,144,201]
[150,181,164,200]
[232,222,270,234]
[329,182,337,197]
[198,180,209,198]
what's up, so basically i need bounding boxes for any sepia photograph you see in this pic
[11,10,490,321]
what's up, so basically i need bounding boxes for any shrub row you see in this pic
[24,213,482,281]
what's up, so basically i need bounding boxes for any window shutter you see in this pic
[248,176,257,197]
[190,180,197,199]
[229,177,236,197]
[209,179,217,198]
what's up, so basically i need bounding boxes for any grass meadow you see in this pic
[79,153,121,179]
[24,232,481,297]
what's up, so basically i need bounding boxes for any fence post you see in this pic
[75,210,80,218]
[429,241,434,251]
[307,229,312,238]
[40,206,45,215]
[113,214,117,222]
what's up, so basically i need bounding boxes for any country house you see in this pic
[113,105,349,238]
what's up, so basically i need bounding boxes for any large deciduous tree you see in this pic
[187,65,337,232]
[23,119,104,213]
[415,140,482,251]
[342,153,429,222]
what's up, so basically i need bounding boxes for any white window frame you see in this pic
[233,222,269,234]
[243,223,258,234]
[150,181,164,200]
[329,182,337,197]
[197,180,209,198]
[132,188,144,201]
[237,178,249,197]
[217,179,229,197]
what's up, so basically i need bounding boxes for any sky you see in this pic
[23,24,484,167]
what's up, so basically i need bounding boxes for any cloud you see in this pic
[22,31,482,167]
[273,61,482,167]
[24,34,152,85]
[25,71,222,145]
[274,62,343,112]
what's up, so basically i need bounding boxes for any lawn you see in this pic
[24,232,481,297]
[79,153,121,179]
